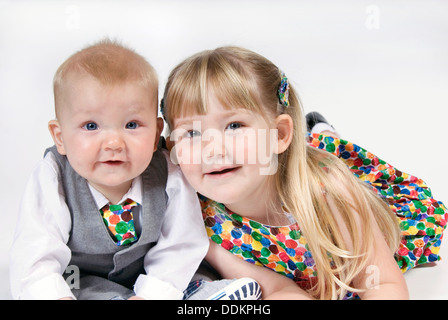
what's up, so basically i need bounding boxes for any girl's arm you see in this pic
[206,240,313,300]
[327,190,409,300]
[353,210,409,299]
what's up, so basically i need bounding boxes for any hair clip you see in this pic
[160,98,166,119]
[277,71,290,107]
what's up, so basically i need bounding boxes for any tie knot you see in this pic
[106,198,139,213]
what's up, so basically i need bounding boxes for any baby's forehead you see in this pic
[62,69,156,93]
[64,70,156,90]
[56,74,157,116]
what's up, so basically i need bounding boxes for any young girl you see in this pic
[161,46,447,299]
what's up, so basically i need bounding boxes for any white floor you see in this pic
[1,237,447,300]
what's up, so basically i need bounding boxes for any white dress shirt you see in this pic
[9,150,208,300]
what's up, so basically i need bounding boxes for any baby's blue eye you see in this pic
[226,122,242,130]
[83,122,98,130]
[126,121,139,129]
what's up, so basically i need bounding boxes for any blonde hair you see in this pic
[53,38,158,117]
[163,46,401,299]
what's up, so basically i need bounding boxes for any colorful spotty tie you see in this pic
[100,198,139,246]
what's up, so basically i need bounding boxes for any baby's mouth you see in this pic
[103,160,125,166]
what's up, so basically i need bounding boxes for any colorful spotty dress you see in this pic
[202,133,447,297]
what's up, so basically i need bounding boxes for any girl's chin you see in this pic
[200,192,237,208]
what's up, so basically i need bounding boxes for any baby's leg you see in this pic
[306,111,340,138]
[185,260,261,300]
[185,278,261,300]
[70,274,134,300]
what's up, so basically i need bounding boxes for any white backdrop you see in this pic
[1,0,447,299]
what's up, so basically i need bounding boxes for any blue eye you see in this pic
[226,122,242,130]
[83,122,98,130]
[186,130,201,138]
[126,121,139,129]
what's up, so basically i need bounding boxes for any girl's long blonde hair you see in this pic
[163,46,401,299]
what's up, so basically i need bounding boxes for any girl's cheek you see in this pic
[174,141,203,166]
[179,163,203,190]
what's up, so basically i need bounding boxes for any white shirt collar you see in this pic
[88,176,143,210]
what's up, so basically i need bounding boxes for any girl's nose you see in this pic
[203,130,232,164]
[203,131,224,158]
[205,143,225,159]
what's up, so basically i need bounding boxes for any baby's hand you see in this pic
[127,295,145,300]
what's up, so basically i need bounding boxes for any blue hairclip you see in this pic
[277,71,290,107]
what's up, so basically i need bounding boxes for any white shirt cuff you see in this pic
[134,274,184,300]
[19,273,76,300]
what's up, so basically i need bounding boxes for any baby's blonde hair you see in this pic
[53,38,158,117]
[163,46,402,299]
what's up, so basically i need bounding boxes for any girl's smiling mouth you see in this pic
[205,166,241,178]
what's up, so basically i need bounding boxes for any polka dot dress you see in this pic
[203,199,320,290]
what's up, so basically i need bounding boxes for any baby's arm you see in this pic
[10,154,74,300]
[206,240,312,300]
[133,156,209,299]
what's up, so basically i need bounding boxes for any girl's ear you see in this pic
[48,120,67,155]
[153,117,165,151]
[274,114,294,154]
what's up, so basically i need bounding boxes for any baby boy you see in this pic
[9,39,208,300]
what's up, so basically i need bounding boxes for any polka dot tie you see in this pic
[100,199,139,246]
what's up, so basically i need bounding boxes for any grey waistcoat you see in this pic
[44,146,168,289]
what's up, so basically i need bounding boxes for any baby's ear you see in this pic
[274,114,294,154]
[48,120,67,155]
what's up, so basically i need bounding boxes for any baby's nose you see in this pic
[103,131,125,151]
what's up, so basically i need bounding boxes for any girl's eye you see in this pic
[185,130,201,138]
[226,122,242,130]
[126,121,139,129]
[83,122,98,131]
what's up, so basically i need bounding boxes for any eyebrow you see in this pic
[174,109,249,127]
[174,118,196,127]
